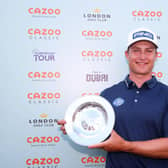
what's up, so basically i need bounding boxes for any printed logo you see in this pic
[113,97,125,107]
[156,52,162,58]
[81,156,106,167]
[26,157,60,168]
[152,72,163,79]
[83,8,112,22]
[27,28,61,40]
[82,50,113,62]
[82,30,112,40]
[86,71,108,82]
[27,136,60,147]
[32,50,56,62]
[132,10,162,21]
[27,92,61,104]
[28,8,61,18]
[28,72,61,81]
[28,113,58,128]
[81,92,100,96]
[133,31,153,40]
[152,70,168,81]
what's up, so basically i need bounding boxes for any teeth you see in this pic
[137,62,146,64]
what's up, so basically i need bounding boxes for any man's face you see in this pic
[125,40,157,76]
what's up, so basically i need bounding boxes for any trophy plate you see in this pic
[64,95,115,146]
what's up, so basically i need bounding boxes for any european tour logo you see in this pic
[32,50,56,62]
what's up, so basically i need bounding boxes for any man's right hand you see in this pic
[57,120,67,134]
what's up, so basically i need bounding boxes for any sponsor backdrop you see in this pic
[1,0,167,168]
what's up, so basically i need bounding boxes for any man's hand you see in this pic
[88,130,129,152]
[57,120,67,134]
[89,130,168,159]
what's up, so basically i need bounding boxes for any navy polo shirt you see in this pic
[100,75,168,168]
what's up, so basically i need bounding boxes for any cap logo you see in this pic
[133,31,154,40]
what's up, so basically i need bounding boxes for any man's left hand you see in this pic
[88,130,129,152]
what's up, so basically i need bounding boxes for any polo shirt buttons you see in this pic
[134,99,138,103]
[136,90,140,94]
[134,90,140,103]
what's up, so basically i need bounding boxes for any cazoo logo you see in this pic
[81,156,106,164]
[82,30,112,40]
[28,72,61,81]
[27,28,61,40]
[81,50,113,62]
[27,92,61,104]
[132,10,162,21]
[82,50,112,57]
[27,136,60,147]
[28,8,61,17]
[26,157,60,165]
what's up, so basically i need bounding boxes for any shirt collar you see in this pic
[124,75,157,89]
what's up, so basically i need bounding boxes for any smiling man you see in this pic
[57,28,168,167]
[88,28,168,167]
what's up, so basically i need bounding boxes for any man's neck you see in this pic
[129,73,152,88]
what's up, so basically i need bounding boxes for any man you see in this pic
[58,28,168,167]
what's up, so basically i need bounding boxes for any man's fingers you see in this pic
[60,125,67,134]
[57,120,66,125]
[56,119,67,134]
[88,141,106,149]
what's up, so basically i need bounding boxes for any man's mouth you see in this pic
[136,62,147,65]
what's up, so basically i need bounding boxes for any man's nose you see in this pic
[139,51,146,59]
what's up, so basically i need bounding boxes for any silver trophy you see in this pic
[64,95,115,146]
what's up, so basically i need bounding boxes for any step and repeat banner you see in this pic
[1,0,168,168]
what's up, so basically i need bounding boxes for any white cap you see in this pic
[127,28,158,48]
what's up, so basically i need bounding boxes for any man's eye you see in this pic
[133,49,140,52]
[146,50,153,52]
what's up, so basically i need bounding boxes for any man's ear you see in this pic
[154,51,158,62]
[125,50,129,59]
[155,51,158,59]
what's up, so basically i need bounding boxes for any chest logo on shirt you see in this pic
[112,97,125,107]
